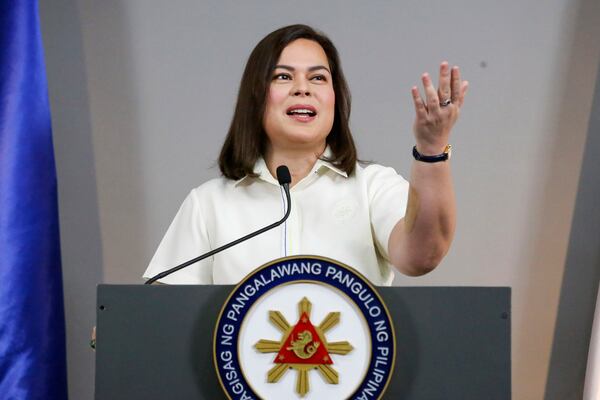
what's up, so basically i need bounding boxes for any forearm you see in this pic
[388,61,466,276]
[389,154,456,276]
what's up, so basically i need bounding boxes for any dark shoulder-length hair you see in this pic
[218,24,357,180]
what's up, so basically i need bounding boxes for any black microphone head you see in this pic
[276,165,291,185]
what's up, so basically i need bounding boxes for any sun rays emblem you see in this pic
[254,297,354,397]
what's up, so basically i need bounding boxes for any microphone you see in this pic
[145,165,292,284]
[276,165,291,186]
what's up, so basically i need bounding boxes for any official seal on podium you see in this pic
[214,256,396,399]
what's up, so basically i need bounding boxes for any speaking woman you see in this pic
[143,24,468,286]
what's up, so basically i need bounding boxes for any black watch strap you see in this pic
[412,145,452,163]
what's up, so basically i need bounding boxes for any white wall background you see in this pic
[40,0,600,399]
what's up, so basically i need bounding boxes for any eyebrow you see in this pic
[274,64,331,74]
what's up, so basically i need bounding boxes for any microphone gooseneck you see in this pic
[145,165,292,284]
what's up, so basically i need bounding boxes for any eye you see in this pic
[273,73,291,81]
[311,75,327,82]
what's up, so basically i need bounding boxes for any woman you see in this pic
[143,24,468,286]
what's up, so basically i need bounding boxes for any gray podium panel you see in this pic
[95,285,510,399]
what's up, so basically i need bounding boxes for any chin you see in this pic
[286,131,328,146]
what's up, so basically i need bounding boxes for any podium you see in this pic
[95,285,510,399]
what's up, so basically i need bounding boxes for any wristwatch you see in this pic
[412,144,452,163]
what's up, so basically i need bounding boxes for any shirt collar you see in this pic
[234,146,348,186]
[313,146,348,178]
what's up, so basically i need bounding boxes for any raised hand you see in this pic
[411,61,468,155]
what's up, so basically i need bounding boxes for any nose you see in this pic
[293,89,310,96]
[291,77,310,97]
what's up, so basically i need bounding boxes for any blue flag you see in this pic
[0,1,69,399]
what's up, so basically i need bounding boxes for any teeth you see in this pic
[288,109,315,115]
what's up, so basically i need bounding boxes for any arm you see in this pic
[388,62,468,276]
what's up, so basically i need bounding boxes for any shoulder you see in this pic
[355,162,405,183]
[189,176,237,199]
[352,162,409,203]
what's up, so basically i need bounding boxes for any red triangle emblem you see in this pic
[274,312,333,365]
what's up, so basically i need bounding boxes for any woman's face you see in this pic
[263,39,335,154]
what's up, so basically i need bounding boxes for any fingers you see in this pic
[459,80,469,107]
[450,66,461,105]
[412,62,468,113]
[422,73,440,113]
[438,61,451,104]
[411,86,427,119]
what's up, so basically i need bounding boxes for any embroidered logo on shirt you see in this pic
[332,199,358,222]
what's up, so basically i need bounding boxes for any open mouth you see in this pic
[286,109,317,117]
[286,105,317,120]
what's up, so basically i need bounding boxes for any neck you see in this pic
[265,144,326,187]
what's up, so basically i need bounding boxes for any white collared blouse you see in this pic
[143,156,409,286]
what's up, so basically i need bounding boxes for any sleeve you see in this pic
[142,189,214,284]
[366,164,410,261]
